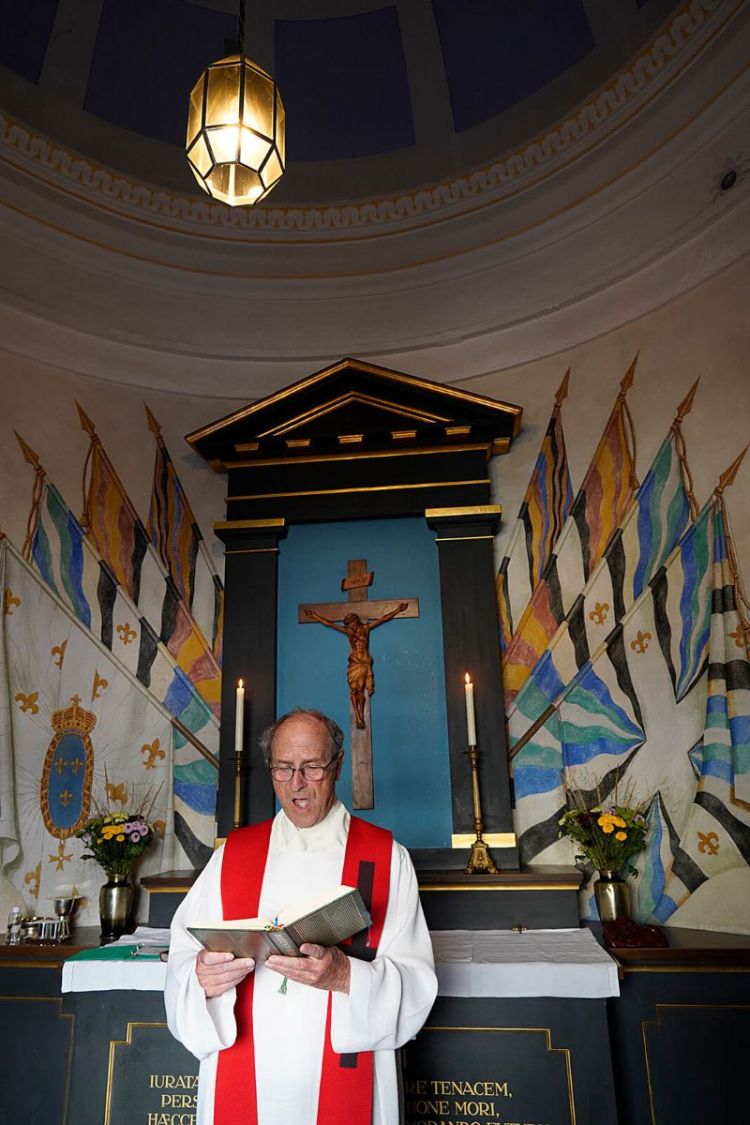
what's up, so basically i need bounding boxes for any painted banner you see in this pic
[496,370,573,656]
[502,360,638,706]
[0,537,188,925]
[508,385,698,740]
[145,405,224,665]
[77,404,221,718]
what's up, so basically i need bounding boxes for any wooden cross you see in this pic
[299,559,419,809]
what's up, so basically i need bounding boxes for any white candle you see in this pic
[464,673,477,746]
[235,679,245,754]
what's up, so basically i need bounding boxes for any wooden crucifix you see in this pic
[298,559,419,809]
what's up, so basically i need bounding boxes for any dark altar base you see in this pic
[3,917,750,1125]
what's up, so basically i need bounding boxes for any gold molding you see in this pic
[214,517,286,530]
[0,958,69,969]
[419,882,580,892]
[392,429,417,440]
[186,359,521,445]
[436,534,496,542]
[492,437,512,455]
[226,479,491,501]
[257,390,452,440]
[143,884,198,894]
[624,965,750,974]
[105,1021,182,1125]
[222,442,491,470]
[285,438,311,449]
[224,547,279,554]
[451,831,516,848]
[445,425,471,436]
[0,995,75,1119]
[419,1025,576,1124]
[642,1002,750,1124]
[426,504,502,518]
[235,441,259,453]
[338,434,364,445]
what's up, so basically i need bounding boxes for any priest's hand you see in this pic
[265,944,351,994]
[195,950,256,998]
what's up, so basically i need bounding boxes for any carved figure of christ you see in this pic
[299,559,419,809]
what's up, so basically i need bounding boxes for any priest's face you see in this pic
[270,714,343,829]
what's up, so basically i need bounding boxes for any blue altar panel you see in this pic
[276,516,452,848]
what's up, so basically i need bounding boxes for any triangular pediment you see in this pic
[187,358,522,468]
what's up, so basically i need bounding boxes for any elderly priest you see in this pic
[165,708,438,1125]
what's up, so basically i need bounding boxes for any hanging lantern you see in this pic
[186,54,285,207]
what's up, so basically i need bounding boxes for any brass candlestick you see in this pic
[464,743,498,874]
[232,752,244,830]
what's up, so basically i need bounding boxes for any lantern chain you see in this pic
[238,0,246,57]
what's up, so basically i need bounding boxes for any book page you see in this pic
[278,885,356,926]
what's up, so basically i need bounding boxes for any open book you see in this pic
[187,885,371,961]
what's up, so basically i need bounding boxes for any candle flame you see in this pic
[238,678,244,689]
[465,673,471,685]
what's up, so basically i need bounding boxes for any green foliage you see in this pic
[558,799,648,877]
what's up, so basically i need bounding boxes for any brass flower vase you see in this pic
[99,873,133,943]
[594,869,630,923]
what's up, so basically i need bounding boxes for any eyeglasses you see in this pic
[269,756,340,783]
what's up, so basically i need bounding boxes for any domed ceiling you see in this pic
[0,0,748,398]
[0,0,692,203]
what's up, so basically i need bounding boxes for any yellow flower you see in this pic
[613,816,626,828]
[601,822,615,834]
[615,831,627,842]
[116,834,125,842]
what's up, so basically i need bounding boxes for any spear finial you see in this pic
[144,403,163,439]
[620,353,639,395]
[716,446,748,495]
[14,431,43,470]
[675,377,700,423]
[75,401,97,438]
[554,368,571,407]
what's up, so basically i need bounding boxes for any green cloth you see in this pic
[68,944,164,961]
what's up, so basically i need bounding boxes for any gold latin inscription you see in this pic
[146,1073,198,1124]
[404,1078,523,1125]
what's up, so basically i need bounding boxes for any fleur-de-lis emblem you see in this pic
[106,782,127,807]
[24,862,41,900]
[3,588,21,615]
[630,630,652,655]
[51,640,68,669]
[15,691,39,714]
[59,789,73,808]
[91,671,109,700]
[70,757,83,775]
[116,622,137,646]
[729,626,749,650]
[48,840,73,871]
[698,831,720,855]
[55,757,69,777]
[153,819,166,840]
[589,601,610,626]
[141,738,166,771]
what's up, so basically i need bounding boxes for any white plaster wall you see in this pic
[480,251,750,574]
[1,250,747,583]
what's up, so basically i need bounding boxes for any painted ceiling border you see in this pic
[0,0,742,240]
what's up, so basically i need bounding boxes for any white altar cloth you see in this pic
[61,927,171,993]
[431,927,619,998]
[62,926,618,998]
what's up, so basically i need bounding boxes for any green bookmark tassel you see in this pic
[278,976,288,995]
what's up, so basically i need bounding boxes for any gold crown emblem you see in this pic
[51,695,97,735]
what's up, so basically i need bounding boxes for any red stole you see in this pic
[213,815,392,1125]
